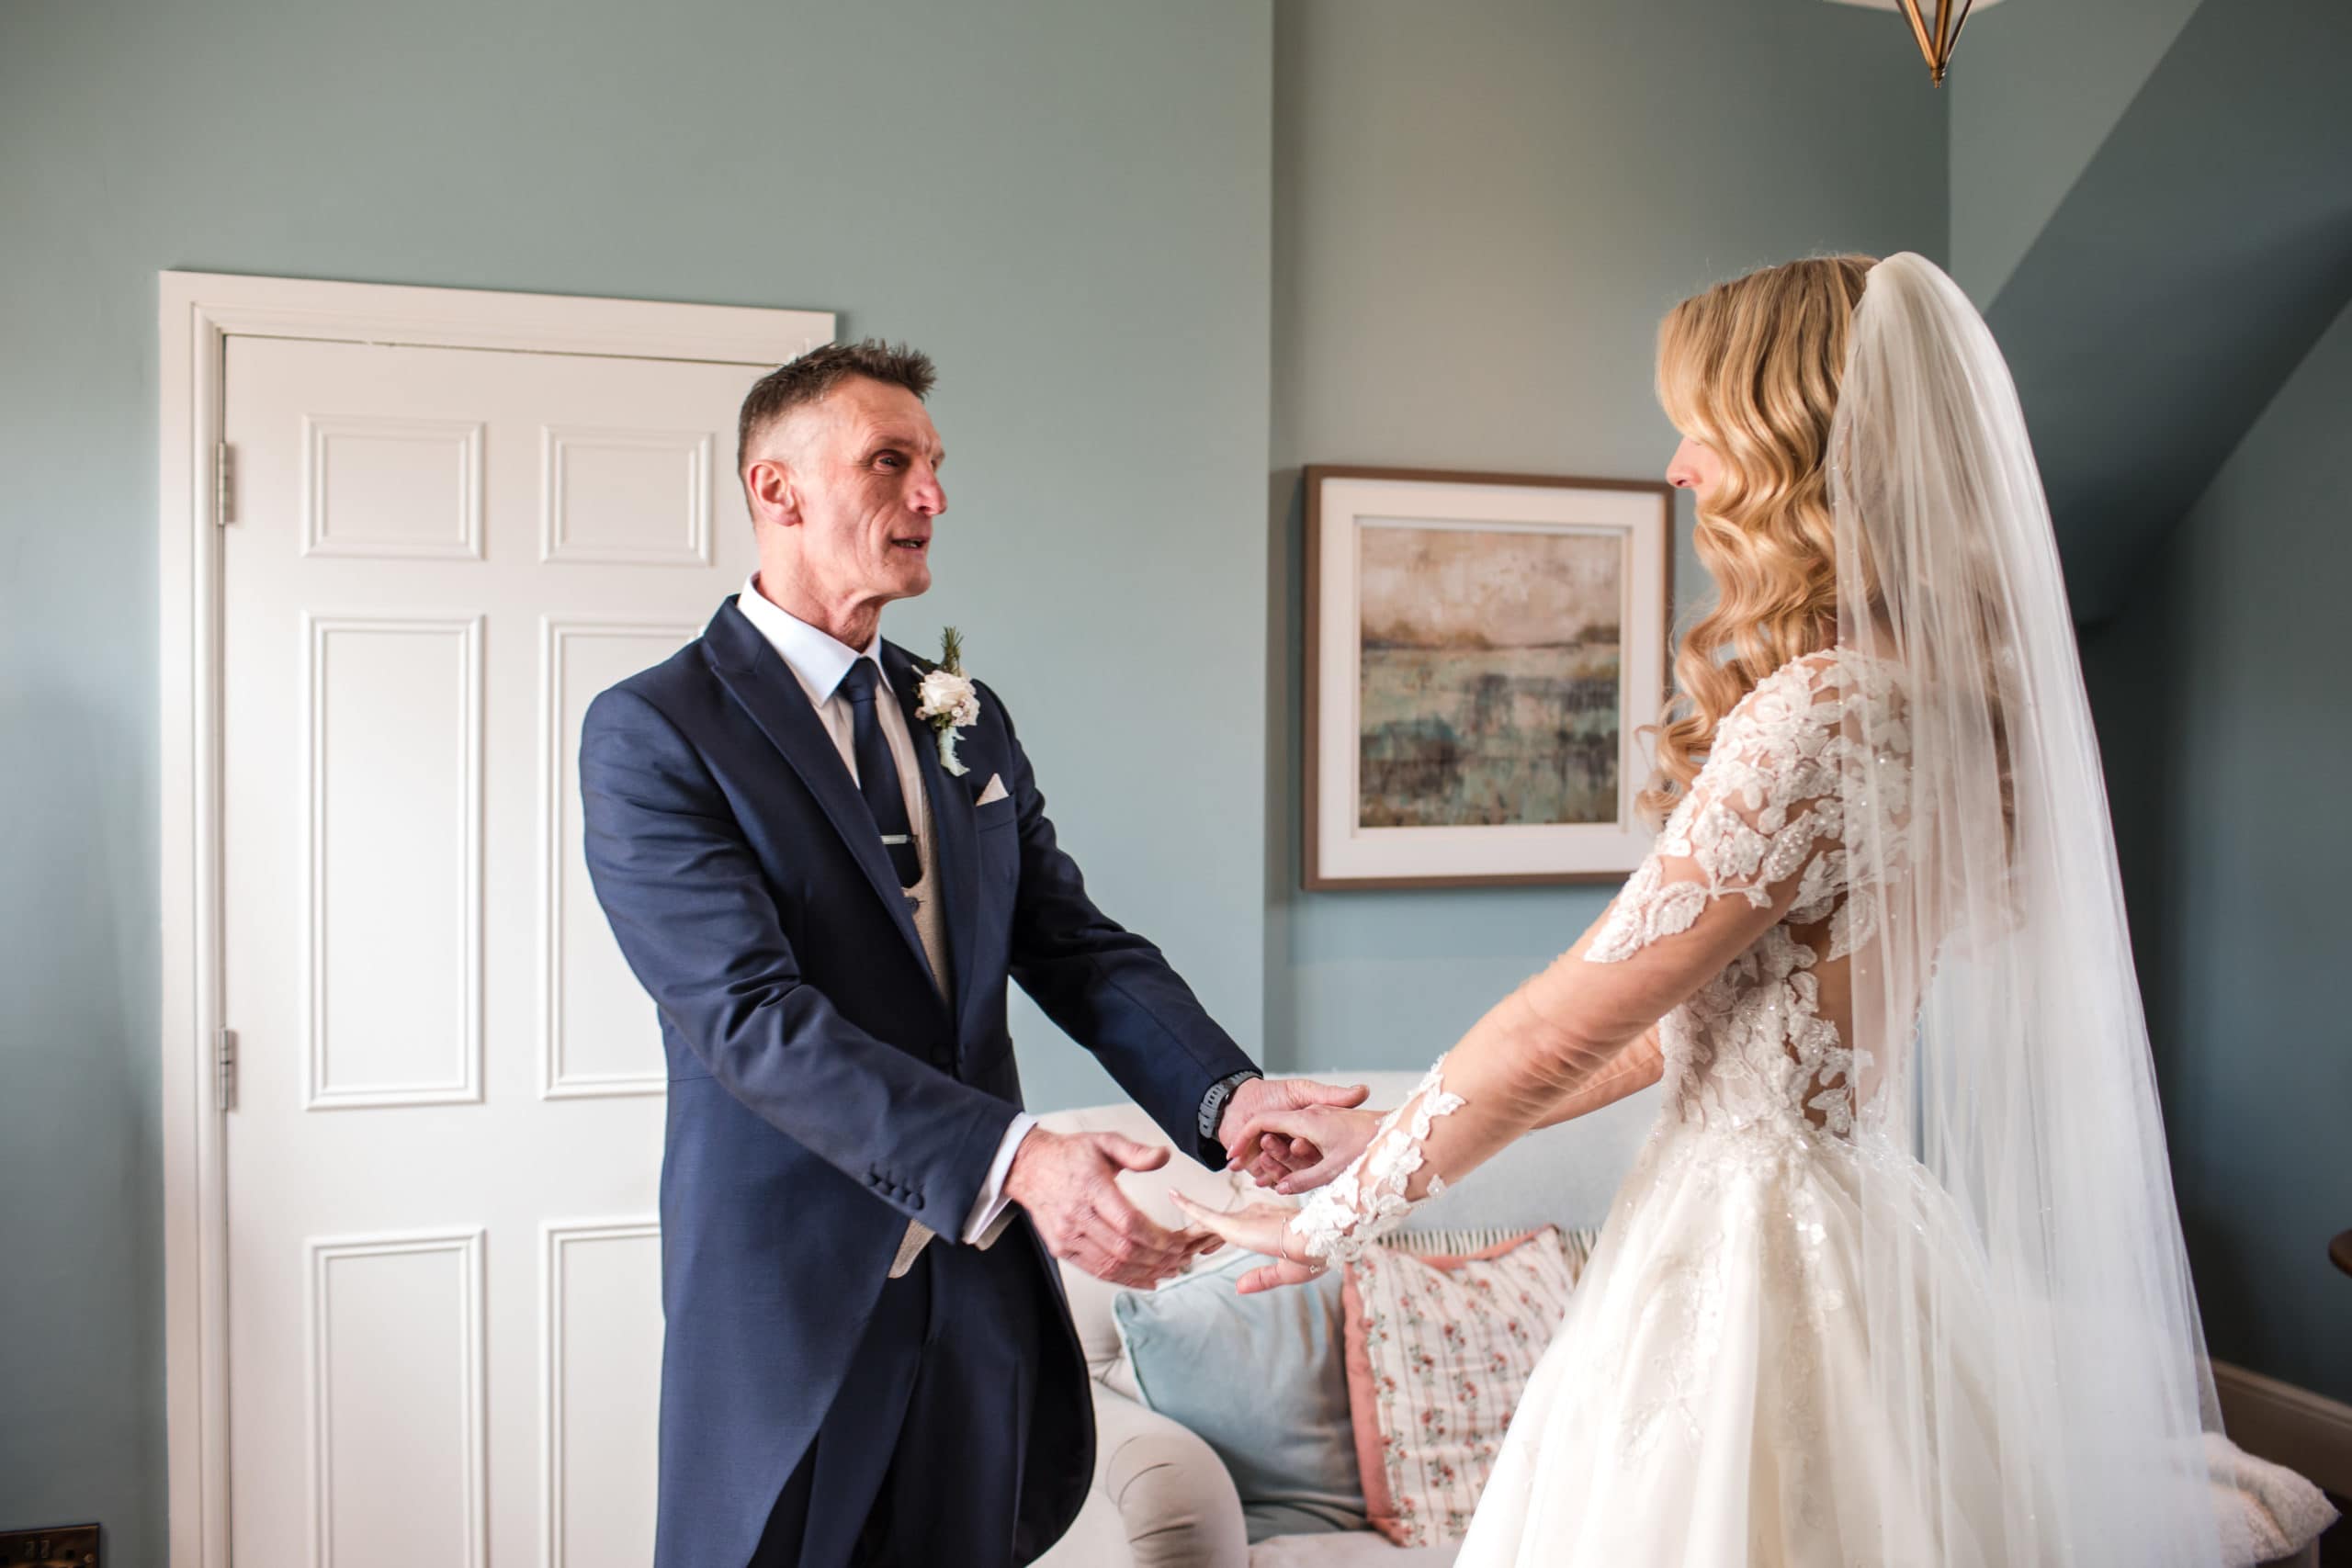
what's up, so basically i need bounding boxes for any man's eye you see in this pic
[875,452,904,469]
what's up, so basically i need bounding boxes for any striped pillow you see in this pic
[1390,1224,1599,1278]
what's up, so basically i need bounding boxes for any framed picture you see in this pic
[1304,466,1674,890]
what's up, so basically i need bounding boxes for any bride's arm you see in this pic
[1180,659,1853,1285]
[1531,1026,1663,1129]
[1223,967,1662,1197]
[1512,900,1669,1131]
[1306,880,1794,1210]
[1223,999,1663,1194]
[1178,884,1798,1287]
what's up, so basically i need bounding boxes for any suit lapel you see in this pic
[885,641,978,1040]
[701,603,934,991]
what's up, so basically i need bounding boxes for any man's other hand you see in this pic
[1004,1129,1217,1289]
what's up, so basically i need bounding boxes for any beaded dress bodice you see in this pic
[1286,648,1908,1265]
[1592,648,1904,1140]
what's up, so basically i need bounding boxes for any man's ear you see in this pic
[744,457,800,529]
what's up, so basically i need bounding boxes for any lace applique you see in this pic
[1589,652,1854,965]
[1584,649,1906,1139]
[1285,1062,1466,1266]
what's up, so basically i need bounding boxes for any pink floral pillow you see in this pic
[1340,1227,1582,1548]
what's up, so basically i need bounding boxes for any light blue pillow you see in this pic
[1114,1249,1364,1541]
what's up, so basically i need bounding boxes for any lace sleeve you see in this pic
[1284,1061,1466,1266]
[1589,651,1856,964]
[1276,653,1870,1267]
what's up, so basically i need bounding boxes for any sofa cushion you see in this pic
[1249,1532,1459,1566]
[1342,1229,1581,1550]
[1115,1247,1366,1542]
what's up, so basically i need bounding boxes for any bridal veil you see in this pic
[1832,253,2222,1564]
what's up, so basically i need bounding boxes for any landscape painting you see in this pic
[1305,467,1670,888]
[1355,522,1623,829]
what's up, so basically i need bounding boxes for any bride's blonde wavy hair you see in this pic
[1642,254,1877,825]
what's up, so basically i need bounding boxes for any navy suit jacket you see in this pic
[579,599,1257,1567]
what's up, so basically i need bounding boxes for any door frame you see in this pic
[157,271,832,1567]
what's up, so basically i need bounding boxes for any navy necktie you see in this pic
[838,661,922,888]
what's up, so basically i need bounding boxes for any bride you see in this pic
[1178,253,2227,1565]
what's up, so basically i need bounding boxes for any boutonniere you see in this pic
[912,626,982,777]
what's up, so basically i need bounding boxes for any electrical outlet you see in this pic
[0,1525,98,1568]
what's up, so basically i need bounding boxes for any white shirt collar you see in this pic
[735,575,884,705]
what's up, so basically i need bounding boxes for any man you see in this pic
[580,340,1363,1568]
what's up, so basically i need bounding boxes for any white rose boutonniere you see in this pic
[913,626,982,777]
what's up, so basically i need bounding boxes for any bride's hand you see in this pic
[1222,1104,1385,1195]
[1168,1193,1328,1294]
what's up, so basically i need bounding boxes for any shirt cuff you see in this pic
[960,1111,1039,1246]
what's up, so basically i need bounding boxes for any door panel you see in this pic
[221,333,763,1568]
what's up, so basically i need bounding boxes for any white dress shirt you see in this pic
[735,577,1036,1260]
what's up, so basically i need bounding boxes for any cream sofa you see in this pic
[1024,1072,2332,1568]
[1029,1070,1660,1568]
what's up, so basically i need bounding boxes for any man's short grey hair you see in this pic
[736,338,938,479]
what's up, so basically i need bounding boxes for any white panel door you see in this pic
[220,333,763,1568]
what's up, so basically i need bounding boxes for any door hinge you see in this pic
[214,1027,239,1111]
[214,442,236,525]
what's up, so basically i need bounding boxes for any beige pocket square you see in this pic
[975,773,1009,807]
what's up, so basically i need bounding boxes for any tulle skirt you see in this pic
[1457,1117,2019,1567]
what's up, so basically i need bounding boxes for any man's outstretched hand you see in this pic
[1005,1129,1218,1290]
[1220,1077,1371,1188]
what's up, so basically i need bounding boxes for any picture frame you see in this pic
[1304,465,1674,890]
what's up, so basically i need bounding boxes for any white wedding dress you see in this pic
[1453,646,2013,1565]
[1279,255,2225,1567]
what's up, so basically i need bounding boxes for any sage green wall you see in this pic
[1947,0,2201,301]
[1958,0,2351,1403]
[0,0,1271,1550]
[2097,299,2352,1404]
[17,0,2330,1553]
[1263,0,1949,1077]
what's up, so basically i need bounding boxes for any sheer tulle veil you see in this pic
[1831,254,2222,1563]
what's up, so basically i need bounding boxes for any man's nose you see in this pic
[910,468,945,516]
